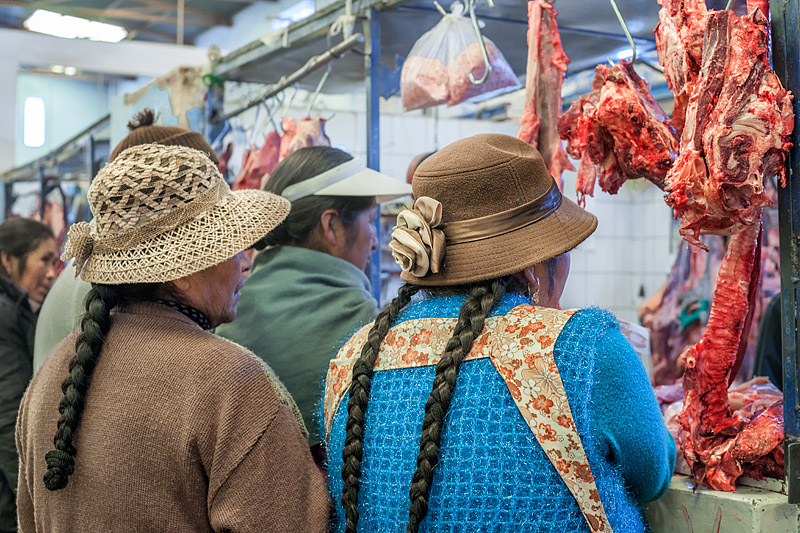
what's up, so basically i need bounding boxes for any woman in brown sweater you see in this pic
[15,113,330,532]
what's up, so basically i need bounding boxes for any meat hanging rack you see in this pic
[213,32,365,124]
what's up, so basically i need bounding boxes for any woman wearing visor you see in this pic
[216,146,411,458]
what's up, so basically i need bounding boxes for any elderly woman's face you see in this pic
[174,251,253,328]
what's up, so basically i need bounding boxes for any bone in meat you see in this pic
[558,61,678,204]
[654,0,708,135]
[665,9,793,250]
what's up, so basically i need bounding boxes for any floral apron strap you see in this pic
[488,305,613,533]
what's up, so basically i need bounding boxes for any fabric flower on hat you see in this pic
[390,196,445,278]
[62,221,95,277]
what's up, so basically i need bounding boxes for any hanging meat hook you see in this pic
[306,64,331,116]
[467,0,494,85]
[281,83,301,120]
[261,100,281,135]
[609,0,636,64]
[725,0,736,10]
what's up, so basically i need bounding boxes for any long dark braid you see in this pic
[43,283,160,490]
[341,283,421,533]
[406,278,507,533]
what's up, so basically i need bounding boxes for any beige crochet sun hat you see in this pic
[391,133,597,286]
[63,142,290,284]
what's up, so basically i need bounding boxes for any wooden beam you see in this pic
[131,0,231,25]
[0,0,218,27]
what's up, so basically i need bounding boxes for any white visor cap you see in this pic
[280,158,412,203]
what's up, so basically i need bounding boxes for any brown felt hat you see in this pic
[398,133,597,286]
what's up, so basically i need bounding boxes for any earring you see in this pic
[528,275,540,306]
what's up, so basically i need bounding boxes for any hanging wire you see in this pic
[609,0,636,64]
[467,0,494,85]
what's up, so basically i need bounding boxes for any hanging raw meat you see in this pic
[279,117,298,160]
[558,60,678,205]
[640,235,725,386]
[664,9,793,250]
[232,131,281,191]
[279,116,331,161]
[446,39,519,106]
[649,3,793,492]
[517,0,573,188]
[218,142,233,181]
[653,0,708,135]
[656,376,783,455]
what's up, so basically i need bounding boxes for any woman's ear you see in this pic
[319,209,340,246]
[169,276,191,294]
[0,251,17,280]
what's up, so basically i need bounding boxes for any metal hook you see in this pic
[262,100,280,135]
[725,0,736,10]
[467,0,493,85]
[433,0,447,16]
[281,82,300,120]
[609,0,636,64]
[306,64,331,116]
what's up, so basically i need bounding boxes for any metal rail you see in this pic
[0,114,110,182]
[770,0,800,504]
[213,33,365,123]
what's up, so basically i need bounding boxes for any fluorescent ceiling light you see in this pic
[270,0,315,31]
[24,9,127,43]
[23,97,46,148]
[63,66,78,76]
[50,65,65,74]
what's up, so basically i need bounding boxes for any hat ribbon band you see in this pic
[93,178,229,253]
[442,183,562,245]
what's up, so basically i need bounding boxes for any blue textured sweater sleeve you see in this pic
[590,325,676,504]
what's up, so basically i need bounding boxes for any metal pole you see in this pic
[365,8,382,303]
[177,0,185,45]
[38,164,46,219]
[770,0,800,504]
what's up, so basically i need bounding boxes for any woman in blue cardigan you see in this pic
[322,134,675,533]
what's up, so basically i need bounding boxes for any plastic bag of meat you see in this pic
[400,2,519,111]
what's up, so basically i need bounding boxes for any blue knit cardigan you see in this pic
[323,294,675,532]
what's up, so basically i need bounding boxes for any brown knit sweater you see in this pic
[15,303,330,532]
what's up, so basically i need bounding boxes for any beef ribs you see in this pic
[558,61,678,204]
[678,220,778,491]
[654,0,708,135]
[517,0,572,188]
[665,9,793,249]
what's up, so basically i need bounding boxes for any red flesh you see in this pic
[558,61,678,203]
[665,9,793,249]
[517,0,573,188]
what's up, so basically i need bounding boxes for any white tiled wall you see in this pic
[260,99,679,324]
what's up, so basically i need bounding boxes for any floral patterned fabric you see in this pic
[325,304,613,532]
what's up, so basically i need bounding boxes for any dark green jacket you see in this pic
[0,276,36,532]
[216,246,377,445]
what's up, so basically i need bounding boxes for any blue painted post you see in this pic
[771,0,800,504]
[365,8,383,304]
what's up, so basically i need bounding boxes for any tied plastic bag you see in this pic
[400,2,520,111]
